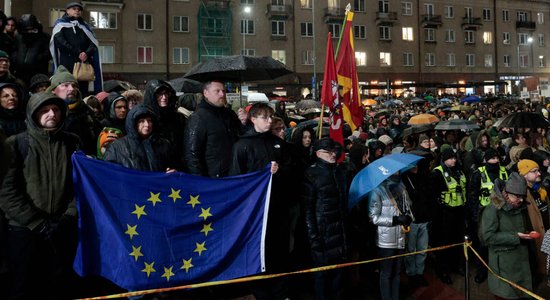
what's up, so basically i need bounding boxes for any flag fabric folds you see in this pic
[72,152,271,291]
[321,32,345,162]
[335,11,364,131]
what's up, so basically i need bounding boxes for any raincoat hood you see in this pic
[26,92,67,132]
[103,92,126,119]
[125,104,159,139]
[0,82,25,114]
[143,79,177,114]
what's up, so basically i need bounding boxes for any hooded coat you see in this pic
[0,93,81,230]
[100,92,126,134]
[103,104,175,172]
[480,182,532,299]
[0,82,26,137]
[12,18,51,84]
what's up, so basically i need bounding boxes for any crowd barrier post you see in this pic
[464,235,470,300]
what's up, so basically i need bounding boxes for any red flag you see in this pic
[321,32,344,162]
[335,11,364,131]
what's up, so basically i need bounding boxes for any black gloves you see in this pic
[34,219,59,240]
[34,215,77,241]
[392,215,413,227]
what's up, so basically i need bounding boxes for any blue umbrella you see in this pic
[348,153,424,209]
[460,95,481,104]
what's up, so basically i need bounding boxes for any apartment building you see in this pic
[4,0,550,96]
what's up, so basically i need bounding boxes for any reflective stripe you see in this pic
[434,165,466,207]
[478,166,508,206]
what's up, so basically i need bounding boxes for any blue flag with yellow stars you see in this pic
[72,152,271,291]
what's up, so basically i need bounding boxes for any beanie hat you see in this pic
[0,50,9,59]
[97,127,123,158]
[313,137,339,152]
[96,91,109,103]
[484,148,499,161]
[418,134,430,144]
[378,134,393,146]
[441,148,456,162]
[518,159,539,176]
[46,65,77,93]
[505,172,528,196]
[29,73,50,91]
[519,147,534,160]
[65,2,83,10]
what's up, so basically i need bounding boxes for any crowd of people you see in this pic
[1,2,550,300]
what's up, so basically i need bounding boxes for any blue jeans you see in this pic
[404,222,429,276]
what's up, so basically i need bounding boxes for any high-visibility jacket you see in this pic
[434,165,466,207]
[478,166,508,206]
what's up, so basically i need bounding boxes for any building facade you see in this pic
[4,0,550,97]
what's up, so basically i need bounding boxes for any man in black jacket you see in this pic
[183,80,241,177]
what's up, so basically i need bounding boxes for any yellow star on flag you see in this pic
[147,192,162,206]
[132,204,147,219]
[141,261,156,278]
[194,241,207,256]
[129,245,144,261]
[125,224,139,240]
[180,258,194,273]
[162,266,175,282]
[201,223,214,236]
[168,188,182,203]
[187,195,201,208]
[198,207,212,221]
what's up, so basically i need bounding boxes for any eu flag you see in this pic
[72,152,271,291]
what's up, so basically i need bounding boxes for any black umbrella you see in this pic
[103,80,136,93]
[493,112,550,129]
[184,55,293,83]
[400,124,433,137]
[291,119,330,142]
[435,119,480,131]
[168,77,203,93]
[295,99,321,110]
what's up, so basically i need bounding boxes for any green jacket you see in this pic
[480,182,532,299]
[0,93,81,230]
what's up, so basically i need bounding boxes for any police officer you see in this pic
[467,148,508,284]
[430,146,467,284]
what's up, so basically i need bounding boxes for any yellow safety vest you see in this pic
[478,166,508,207]
[434,165,466,207]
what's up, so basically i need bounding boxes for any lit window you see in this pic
[483,32,493,44]
[355,52,366,66]
[90,11,117,29]
[272,50,286,65]
[402,27,413,41]
[380,52,391,66]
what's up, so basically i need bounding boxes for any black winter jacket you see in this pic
[53,15,97,73]
[12,31,51,84]
[0,82,26,137]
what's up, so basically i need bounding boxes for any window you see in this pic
[379,26,391,40]
[402,27,413,41]
[483,32,492,44]
[272,20,285,36]
[206,18,225,35]
[355,52,366,66]
[446,53,456,66]
[241,0,254,4]
[466,54,475,67]
[379,0,389,13]
[465,7,473,19]
[484,54,493,67]
[173,16,189,32]
[354,25,366,39]
[241,49,255,56]
[444,6,454,18]
[328,0,338,8]
[90,11,117,29]
[403,52,413,66]
[98,45,113,63]
[425,53,435,66]
[241,19,255,35]
[424,3,434,16]
[137,13,152,30]
[537,12,544,24]
[137,46,152,64]
[445,29,455,42]
[465,30,475,44]
[424,28,435,42]
[272,50,286,65]
[503,32,510,44]
[517,11,527,22]
[504,55,511,67]
[300,0,312,9]
[380,52,391,66]
[539,56,546,67]
[272,0,284,5]
[301,22,313,37]
[302,50,314,65]
[482,8,491,21]
[49,8,64,27]
[539,34,545,46]
[173,47,189,64]
[520,55,528,67]
[354,0,366,12]
[502,9,509,22]
[402,1,412,16]
[328,23,341,38]
[518,33,530,45]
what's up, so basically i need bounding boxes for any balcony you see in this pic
[516,21,536,30]
[202,0,230,10]
[461,17,482,30]
[270,35,287,41]
[324,7,345,23]
[376,12,398,26]
[422,14,442,28]
[266,4,293,20]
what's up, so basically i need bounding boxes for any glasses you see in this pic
[529,169,541,174]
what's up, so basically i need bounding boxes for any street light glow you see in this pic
[244,6,251,14]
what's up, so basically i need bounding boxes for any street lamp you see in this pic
[517,36,533,93]
[242,6,251,55]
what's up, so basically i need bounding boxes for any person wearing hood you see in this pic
[466,148,509,284]
[47,65,101,155]
[388,115,404,140]
[367,140,385,163]
[143,79,185,168]
[533,150,550,190]
[103,104,177,172]
[463,130,493,177]
[430,148,467,284]
[479,172,534,299]
[183,80,241,178]
[0,92,82,299]
[0,82,26,137]
[100,92,127,134]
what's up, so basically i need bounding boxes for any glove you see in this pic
[34,219,58,240]
[393,215,412,226]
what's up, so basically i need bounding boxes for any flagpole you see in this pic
[335,3,352,57]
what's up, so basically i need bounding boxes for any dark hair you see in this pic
[249,102,273,118]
